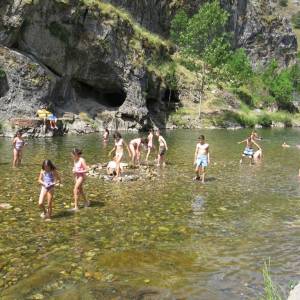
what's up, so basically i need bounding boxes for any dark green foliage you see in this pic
[279,0,288,7]
[292,12,300,29]
[0,68,5,78]
[171,1,229,59]
[225,49,253,87]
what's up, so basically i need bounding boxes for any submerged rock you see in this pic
[0,203,12,209]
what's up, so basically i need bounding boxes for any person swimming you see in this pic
[12,131,25,168]
[72,148,89,210]
[129,137,148,165]
[194,135,210,183]
[156,130,168,167]
[38,160,61,220]
[109,132,131,178]
[238,136,261,165]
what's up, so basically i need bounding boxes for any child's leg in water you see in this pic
[73,177,84,210]
[39,187,47,217]
[46,189,54,219]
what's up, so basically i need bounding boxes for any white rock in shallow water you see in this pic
[0,203,12,209]
[288,283,300,300]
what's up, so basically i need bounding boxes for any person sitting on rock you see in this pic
[37,105,57,130]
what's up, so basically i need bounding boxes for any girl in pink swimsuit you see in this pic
[72,148,89,210]
[12,131,25,167]
[109,132,131,178]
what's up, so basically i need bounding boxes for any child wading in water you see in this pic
[156,130,168,166]
[12,131,25,167]
[146,129,154,161]
[238,136,261,165]
[38,160,60,220]
[194,135,210,183]
[109,132,131,178]
[129,137,148,165]
[72,148,89,211]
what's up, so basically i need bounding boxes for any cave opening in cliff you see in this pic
[0,73,9,98]
[72,80,126,108]
[162,89,179,107]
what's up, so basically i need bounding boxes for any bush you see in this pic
[257,113,272,127]
[279,0,288,7]
[292,12,300,29]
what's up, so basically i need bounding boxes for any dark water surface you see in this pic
[1,129,300,299]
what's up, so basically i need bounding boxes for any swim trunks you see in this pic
[159,146,166,156]
[196,155,208,168]
[243,147,254,157]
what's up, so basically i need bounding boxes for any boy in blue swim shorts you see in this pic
[238,135,261,165]
[194,135,210,183]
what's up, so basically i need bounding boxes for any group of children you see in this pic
[10,128,264,220]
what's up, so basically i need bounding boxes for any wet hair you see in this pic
[15,131,22,137]
[105,128,109,134]
[72,148,82,156]
[113,131,122,139]
[198,135,205,140]
[42,160,56,171]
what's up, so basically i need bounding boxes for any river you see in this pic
[1,129,300,299]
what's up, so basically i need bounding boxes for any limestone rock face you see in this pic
[105,0,297,67]
[0,46,55,119]
[0,0,297,133]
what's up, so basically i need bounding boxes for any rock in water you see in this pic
[0,203,12,209]
[192,196,204,212]
[288,283,300,300]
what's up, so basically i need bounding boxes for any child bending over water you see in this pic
[238,136,261,165]
[129,137,148,165]
[156,130,168,167]
[72,148,89,210]
[109,132,131,178]
[194,135,210,183]
[12,131,25,167]
[38,160,61,220]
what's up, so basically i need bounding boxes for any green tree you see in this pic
[170,0,230,118]
[292,12,300,29]
[225,48,253,87]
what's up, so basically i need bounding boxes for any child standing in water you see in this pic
[194,135,210,183]
[103,128,109,141]
[146,129,154,161]
[72,148,89,211]
[129,137,148,165]
[38,160,60,220]
[156,130,168,167]
[238,136,261,165]
[109,132,131,178]
[12,131,25,167]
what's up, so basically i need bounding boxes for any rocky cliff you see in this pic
[0,0,297,134]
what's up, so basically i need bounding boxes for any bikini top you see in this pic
[74,160,85,173]
[115,139,123,147]
[15,140,24,149]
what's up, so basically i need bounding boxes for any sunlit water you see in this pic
[1,129,300,299]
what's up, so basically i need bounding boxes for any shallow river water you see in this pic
[1,129,300,300]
